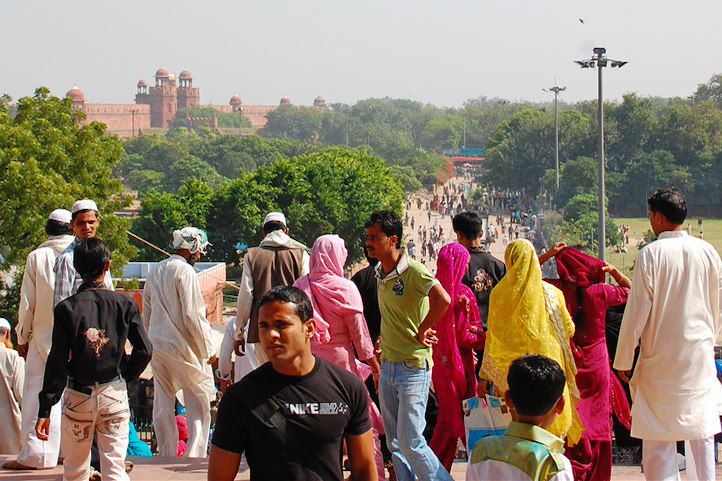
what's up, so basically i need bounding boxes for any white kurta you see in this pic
[0,345,24,455]
[142,255,216,403]
[16,235,74,361]
[15,235,71,467]
[614,230,722,440]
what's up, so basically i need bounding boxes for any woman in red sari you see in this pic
[540,244,633,481]
[429,243,486,471]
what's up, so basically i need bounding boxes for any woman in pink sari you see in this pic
[294,234,386,480]
[540,245,633,481]
[429,243,486,471]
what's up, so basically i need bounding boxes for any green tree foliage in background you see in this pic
[0,88,135,320]
[132,148,403,263]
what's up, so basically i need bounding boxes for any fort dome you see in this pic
[66,86,84,102]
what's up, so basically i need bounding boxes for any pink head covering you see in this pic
[294,234,364,345]
[434,243,482,393]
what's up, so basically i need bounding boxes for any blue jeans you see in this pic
[379,361,453,481]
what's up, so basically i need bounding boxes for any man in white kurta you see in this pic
[0,319,24,455]
[614,188,722,481]
[3,210,73,470]
[142,227,217,458]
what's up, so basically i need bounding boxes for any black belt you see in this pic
[67,375,121,395]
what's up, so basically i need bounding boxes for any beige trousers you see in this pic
[61,379,130,481]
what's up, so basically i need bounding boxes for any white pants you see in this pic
[62,379,130,481]
[643,438,716,481]
[153,379,210,458]
[17,342,61,468]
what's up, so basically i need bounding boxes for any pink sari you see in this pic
[430,243,485,471]
[294,234,385,479]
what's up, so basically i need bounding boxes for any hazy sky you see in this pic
[2,0,721,107]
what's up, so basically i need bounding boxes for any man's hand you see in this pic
[17,343,28,359]
[416,327,438,348]
[233,338,245,357]
[373,336,382,360]
[35,418,50,441]
[207,355,219,367]
[618,370,632,383]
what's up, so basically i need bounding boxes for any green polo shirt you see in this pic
[376,252,439,368]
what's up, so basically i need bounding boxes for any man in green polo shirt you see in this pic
[364,211,452,481]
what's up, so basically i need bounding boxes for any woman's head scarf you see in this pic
[294,234,364,344]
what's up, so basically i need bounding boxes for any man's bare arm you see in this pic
[346,430,378,481]
[207,445,242,481]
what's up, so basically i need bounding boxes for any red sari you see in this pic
[546,248,632,481]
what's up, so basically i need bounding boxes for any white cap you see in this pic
[0,318,10,331]
[72,199,98,214]
[48,209,72,224]
[263,212,286,226]
[172,227,210,255]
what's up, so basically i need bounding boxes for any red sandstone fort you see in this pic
[65,67,329,137]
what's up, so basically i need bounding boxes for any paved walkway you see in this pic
[1,455,716,480]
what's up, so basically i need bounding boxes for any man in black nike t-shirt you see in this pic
[208,286,377,481]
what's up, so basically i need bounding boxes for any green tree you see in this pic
[131,179,214,260]
[171,106,252,129]
[691,74,722,108]
[0,88,135,320]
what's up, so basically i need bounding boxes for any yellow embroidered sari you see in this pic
[480,239,583,445]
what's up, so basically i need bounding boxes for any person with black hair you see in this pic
[364,211,453,481]
[452,212,506,329]
[3,209,74,471]
[230,211,309,373]
[614,187,722,481]
[37,238,151,481]
[53,200,114,308]
[209,286,377,481]
[467,355,574,481]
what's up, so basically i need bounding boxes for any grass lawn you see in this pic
[606,217,722,276]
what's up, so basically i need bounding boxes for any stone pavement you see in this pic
[1,455,716,480]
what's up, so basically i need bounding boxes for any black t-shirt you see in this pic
[212,357,372,481]
[351,265,381,342]
[463,248,507,328]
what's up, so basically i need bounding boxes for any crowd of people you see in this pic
[0,186,719,481]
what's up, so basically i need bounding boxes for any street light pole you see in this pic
[543,85,566,192]
[575,47,627,262]
[596,60,605,262]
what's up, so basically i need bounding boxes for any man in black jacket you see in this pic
[36,238,151,481]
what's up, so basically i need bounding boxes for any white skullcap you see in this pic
[263,212,286,226]
[172,227,210,254]
[48,209,72,224]
[72,199,98,214]
[0,318,10,332]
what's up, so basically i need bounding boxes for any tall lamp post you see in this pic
[575,47,627,262]
[543,85,566,192]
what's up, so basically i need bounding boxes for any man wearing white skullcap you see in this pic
[142,227,217,458]
[224,211,308,380]
[53,200,113,308]
[3,210,73,470]
[0,318,25,456]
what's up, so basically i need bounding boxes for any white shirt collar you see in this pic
[658,230,688,240]
[375,250,410,282]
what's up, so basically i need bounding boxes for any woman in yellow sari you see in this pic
[479,239,583,445]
